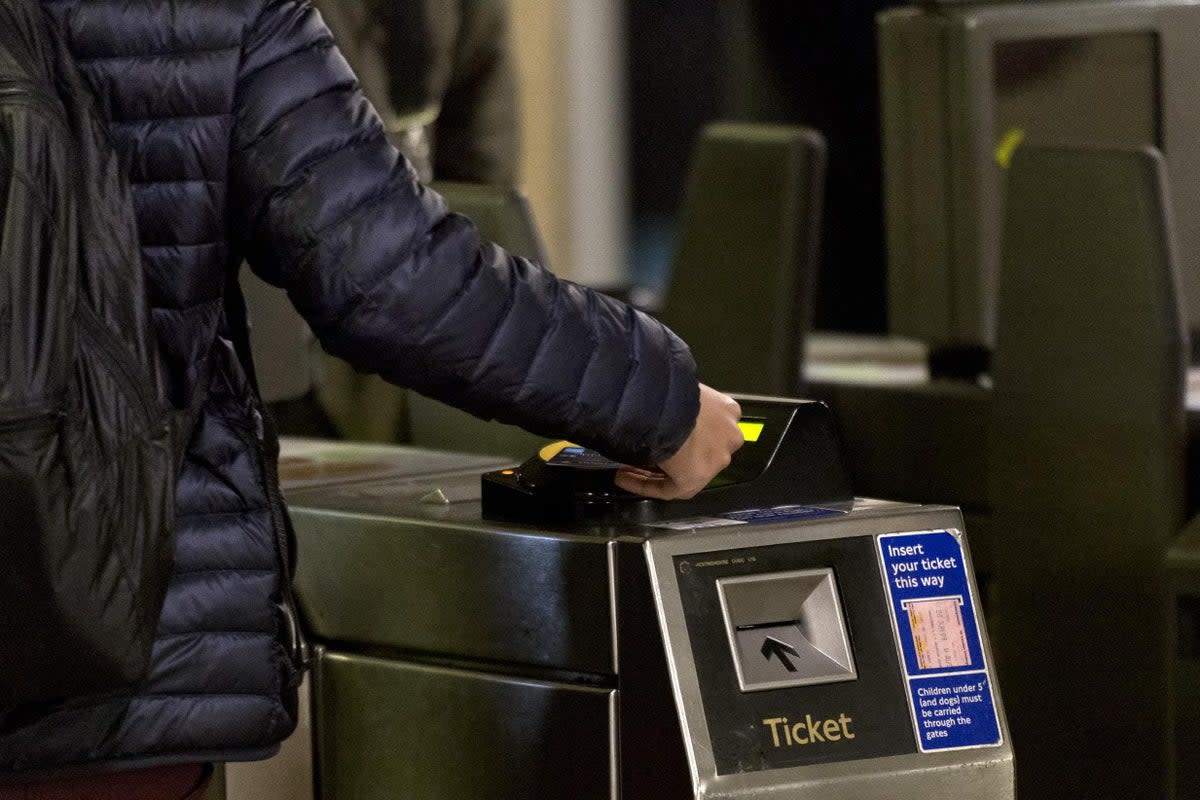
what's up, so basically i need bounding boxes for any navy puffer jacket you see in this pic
[1,0,699,776]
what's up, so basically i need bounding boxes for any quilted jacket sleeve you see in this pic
[229,0,699,464]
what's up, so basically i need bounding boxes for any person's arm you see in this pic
[229,0,704,467]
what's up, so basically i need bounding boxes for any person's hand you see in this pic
[614,384,744,500]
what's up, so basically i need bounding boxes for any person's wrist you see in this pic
[650,377,702,465]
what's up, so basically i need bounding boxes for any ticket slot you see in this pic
[719,569,857,692]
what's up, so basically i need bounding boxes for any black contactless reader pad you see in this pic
[479,440,639,524]
[481,398,853,526]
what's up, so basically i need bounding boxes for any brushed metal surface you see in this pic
[315,651,615,800]
[278,437,512,492]
[290,474,616,674]
[616,539,693,800]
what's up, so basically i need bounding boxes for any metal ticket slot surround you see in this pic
[649,520,1010,799]
[283,397,1013,800]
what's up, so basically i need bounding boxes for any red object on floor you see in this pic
[0,764,209,800]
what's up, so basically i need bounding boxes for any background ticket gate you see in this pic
[274,398,1012,799]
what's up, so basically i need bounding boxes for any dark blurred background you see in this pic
[625,1,901,333]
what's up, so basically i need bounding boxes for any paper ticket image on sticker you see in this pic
[904,597,970,670]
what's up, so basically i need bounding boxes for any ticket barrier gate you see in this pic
[1168,519,1200,799]
[208,441,514,800]
[274,398,1012,799]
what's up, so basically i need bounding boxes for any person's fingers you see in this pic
[618,466,661,480]
[614,467,683,500]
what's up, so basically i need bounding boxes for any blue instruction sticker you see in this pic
[878,531,1002,752]
[720,505,847,525]
[908,673,1000,751]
